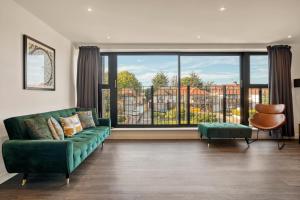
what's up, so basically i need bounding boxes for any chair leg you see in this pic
[248,129,259,144]
[277,130,285,150]
[66,173,70,185]
[21,173,28,186]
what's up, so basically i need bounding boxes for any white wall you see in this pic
[0,0,75,182]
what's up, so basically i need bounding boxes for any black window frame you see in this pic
[99,52,268,127]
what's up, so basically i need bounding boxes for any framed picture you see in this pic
[23,35,55,90]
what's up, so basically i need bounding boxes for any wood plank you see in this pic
[0,140,300,200]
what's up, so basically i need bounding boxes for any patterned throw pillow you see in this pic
[76,108,99,126]
[76,111,96,129]
[24,116,53,140]
[60,114,83,137]
[48,117,64,140]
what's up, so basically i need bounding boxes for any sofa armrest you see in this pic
[98,118,111,127]
[2,140,74,174]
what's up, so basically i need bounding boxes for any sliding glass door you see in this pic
[117,55,178,125]
[180,55,240,124]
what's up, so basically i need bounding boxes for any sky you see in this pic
[117,55,268,86]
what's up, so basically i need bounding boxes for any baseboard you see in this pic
[108,129,284,140]
[109,129,200,139]
[0,173,17,184]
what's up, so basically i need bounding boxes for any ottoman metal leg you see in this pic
[245,138,250,147]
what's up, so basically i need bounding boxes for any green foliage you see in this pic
[154,112,166,119]
[231,108,240,116]
[231,108,256,117]
[181,72,203,87]
[163,107,217,123]
[152,72,169,89]
[249,109,256,117]
[117,71,141,91]
[118,116,126,123]
[190,112,217,123]
[164,108,177,119]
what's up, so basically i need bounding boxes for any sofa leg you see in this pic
[207,138,211,148]
[21,173,28,186]
[66,173,70,185]
[101,142,104,150]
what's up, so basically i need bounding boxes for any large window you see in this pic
[100,52,268,127]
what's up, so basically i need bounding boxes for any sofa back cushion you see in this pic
[4,108,77,140]
[24,116,53,140]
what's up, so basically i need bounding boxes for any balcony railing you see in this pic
[114,84,268,126]
[248,87,269,117]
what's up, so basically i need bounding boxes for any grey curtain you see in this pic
[77,46,100,110]
[268,45,294,137]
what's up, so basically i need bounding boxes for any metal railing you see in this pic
[116,84,265,126]
[248,87,269,118]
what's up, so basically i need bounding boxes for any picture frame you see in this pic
[23,35,55,90]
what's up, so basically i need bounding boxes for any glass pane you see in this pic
[117,55,178,125]
[250,55,268,84]
[101,55,109,84]
[180,56,240,124]
[101,89,110,118]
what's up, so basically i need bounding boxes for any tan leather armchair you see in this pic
[249,104,286,149]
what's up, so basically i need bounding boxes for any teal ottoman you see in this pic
[198,123,252,147]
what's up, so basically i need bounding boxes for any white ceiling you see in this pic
[14,0,300,44]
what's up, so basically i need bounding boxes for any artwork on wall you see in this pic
[23,35,55,90]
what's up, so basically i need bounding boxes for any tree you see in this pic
[117,71,141,91]
[181,72,203,88]
[152,72,169,89]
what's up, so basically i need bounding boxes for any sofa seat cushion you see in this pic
[65,126,110,169]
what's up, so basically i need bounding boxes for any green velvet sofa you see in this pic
[2,108,111,185]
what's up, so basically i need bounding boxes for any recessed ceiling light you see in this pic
[288,35,292,38]
[106,35,111,40]
[87,8,92,12]
[196,35,201,39]
[219,7,226,12]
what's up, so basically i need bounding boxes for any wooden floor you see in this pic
[1,140,300,200]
